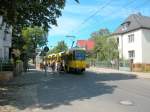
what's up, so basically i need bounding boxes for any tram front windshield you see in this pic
[74,50,85,60]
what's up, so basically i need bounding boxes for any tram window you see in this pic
[75,51,85,60]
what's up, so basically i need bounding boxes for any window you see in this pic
[128,50,135,58]
[74,50,85,60]
[3,32,7,41]
[122,25,127,31]
[4,47,8,59]
[3,29,9,41]
[128,34,134,43]
[121,21,130,31]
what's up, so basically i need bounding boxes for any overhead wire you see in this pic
[74,0,137,34]
[76,0,113,28]
[65,0,113,47]
[65,0,150,47]
[69,0,113,35]
[76,0,150,35]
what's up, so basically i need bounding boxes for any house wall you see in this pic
[0,16,12,59]
[141,29,150,63]
[0,16,3,58]
[116,29,143,63]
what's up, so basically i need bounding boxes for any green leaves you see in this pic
[0,0,79,30]
[22,26,47,59]
[49,41,68,54]
[22,26,47,48]
[91,29,118,61]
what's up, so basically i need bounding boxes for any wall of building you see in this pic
[141,29,150,63]
[117,29,143,63]
[0,16,12,59]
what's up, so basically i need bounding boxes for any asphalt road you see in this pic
[3,68,150,112]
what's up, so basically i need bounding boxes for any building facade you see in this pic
[114,13,150,71]
[0,16,12,60]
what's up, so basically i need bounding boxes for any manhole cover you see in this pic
[120,100,134,106]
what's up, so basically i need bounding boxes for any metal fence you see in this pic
[119,60,130,71]
[87,60,117,68]
[95,61,115,68]
[86,59,131,71]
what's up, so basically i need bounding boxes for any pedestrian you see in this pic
[43,61,48,75]
[111,60,115,68]
[51,60,55,72]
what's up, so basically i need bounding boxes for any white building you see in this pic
[114,13,150,64]
[0,16,12,60]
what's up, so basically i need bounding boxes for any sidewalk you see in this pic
[88,67,150,79]
[0,68,47,112]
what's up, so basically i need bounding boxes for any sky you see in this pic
[47,0,150,48]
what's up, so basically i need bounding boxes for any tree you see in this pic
[22,26,47,64]
[91,28,110,40]
[0,0,79,52]
[0,0,79,29]
[107,38,119,60]
[90,28,118,61]
[49,41,68,54]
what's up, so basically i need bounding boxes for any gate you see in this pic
[119,60,131,72]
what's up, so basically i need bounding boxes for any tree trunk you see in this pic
[32,56,36,65]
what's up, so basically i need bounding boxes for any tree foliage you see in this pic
[0,0,79,51]
[91,28,110,40]
[49,41,68,54]
[0,0,79,30]
[22,26,47,48]
[90,28,118,61]
[22,26,47,60]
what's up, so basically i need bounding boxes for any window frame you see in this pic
[128,50,135,59]
[128,34,134,43]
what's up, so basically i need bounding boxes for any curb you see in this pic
[88,67,150,79]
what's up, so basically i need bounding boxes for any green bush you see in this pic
[16,59,22,64]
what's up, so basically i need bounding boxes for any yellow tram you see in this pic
[47,48,86,73]
[64,48,86,73]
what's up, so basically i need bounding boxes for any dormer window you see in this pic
[121,21,130,31]
[122,25,127,31]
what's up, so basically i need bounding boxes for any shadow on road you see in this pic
[0,69,137,110]
[86,71,137,81]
